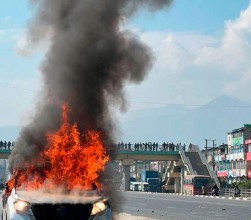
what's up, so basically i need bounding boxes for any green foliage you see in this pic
[238,180,251,189]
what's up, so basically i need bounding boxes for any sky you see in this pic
[0,0,251,133]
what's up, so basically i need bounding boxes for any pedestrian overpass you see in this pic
[0,149,181,160]
[0,149,11,159]
[0,148,185,191]
[0,147,216,192]
[0,148,186,189]
[116,150,181,161]
[116,150,186,192]
[0,149,182,161]
[115,147,220,192]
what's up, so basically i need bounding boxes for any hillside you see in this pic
[118,96,251,148]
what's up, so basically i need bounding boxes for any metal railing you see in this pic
[162,161,172,182]
[221,188,251,198]
[194,145,221,189]
[179,145,196,175]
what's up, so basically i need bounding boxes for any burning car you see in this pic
[2,178,112,220]
[2,106,112,220]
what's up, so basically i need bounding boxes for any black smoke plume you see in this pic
[9,0,172,203]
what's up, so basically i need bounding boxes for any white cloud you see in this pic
[125,3,251,109]
[1,16,12,23]
[195,4,251,74]
[0,28,21,44]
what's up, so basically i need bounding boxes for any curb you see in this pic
[133,191,251,201]
[165,192,251,201]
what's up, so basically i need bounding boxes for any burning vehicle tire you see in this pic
[2,185,112,220]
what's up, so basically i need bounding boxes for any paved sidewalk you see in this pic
[139,191,251,201]
[113,212,158,220]
[165,192,251,201]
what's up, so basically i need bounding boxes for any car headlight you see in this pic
[91,199,108,215]
[14,200,31,213]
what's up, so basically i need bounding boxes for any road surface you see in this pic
[1,190,250,220]
[114,191,251,220]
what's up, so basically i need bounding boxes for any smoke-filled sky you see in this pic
[0,0,251,137]
[4,0,174,171]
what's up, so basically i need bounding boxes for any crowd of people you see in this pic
[117,142,189,152]
[0,140,14,150]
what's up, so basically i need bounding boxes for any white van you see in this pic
[130,182,141,191]
[140,182,150,192]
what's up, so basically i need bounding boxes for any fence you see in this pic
[221,188,251,197]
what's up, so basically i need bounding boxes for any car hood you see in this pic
[15,189,103,204]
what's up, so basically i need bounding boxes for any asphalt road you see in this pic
[1,190,250,220]
[115,191,251,220]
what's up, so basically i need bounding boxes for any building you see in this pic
[201,143,228,176]
[242,125,251,181]
[202,124,251,185]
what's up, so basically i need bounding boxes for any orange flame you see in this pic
[13,104,109,191]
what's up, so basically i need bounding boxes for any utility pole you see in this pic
[212,139,215,158]
[212,139,216,171]
[205,139,208,159]
[205,138,216,171]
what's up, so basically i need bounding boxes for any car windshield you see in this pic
[148,179,160,184]
[194,178,210,187]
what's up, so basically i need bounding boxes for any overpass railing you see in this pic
[221,188,251,198]
[117,150,179,155]
[179,145,195,175]
[162,161,173,185]
[194,145,220,189]
[0,149,12,153]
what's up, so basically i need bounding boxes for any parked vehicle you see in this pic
[130,177,136,182]
[141,170,159,182]
[141,170,161,192]
[183,175,212,195]
[138,182,150,192]
[130,182,141,191]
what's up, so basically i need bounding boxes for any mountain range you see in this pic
[118,95,251,148]
[1,95,251,149]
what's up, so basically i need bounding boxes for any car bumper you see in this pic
[6,207,112,220]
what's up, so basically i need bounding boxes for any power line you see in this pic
[1,86,251,108]
[0,85,35,92]
[130,100,251,108]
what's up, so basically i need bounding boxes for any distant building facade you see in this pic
[202,124,251,185]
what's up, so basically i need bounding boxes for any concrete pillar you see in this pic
[135,162,138,180]
[174,178,180,193]
[3,159,7,182]
[122,165,130,191]
[180,166,185,194]
[121,159,134,191]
